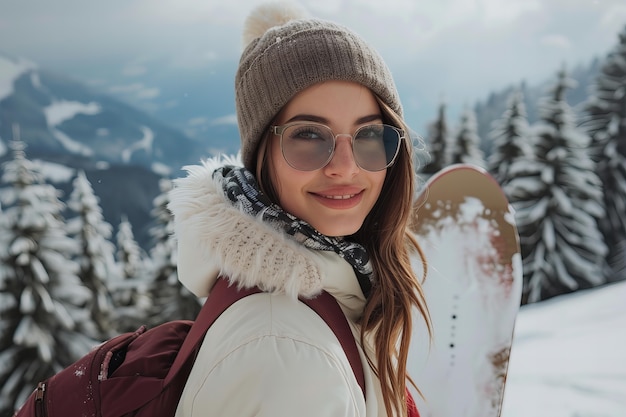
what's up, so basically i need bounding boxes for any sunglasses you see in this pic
[271,122,405,172]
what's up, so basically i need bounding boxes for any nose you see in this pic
[323,135,359,177]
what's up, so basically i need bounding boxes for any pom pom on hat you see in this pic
[242,2,310,47]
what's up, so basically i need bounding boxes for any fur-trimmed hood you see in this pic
[168,155,361,302]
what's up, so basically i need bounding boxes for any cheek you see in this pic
[274,167,310,205]
[269,154,319,218]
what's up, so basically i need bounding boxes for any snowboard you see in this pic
[408,164,523,417]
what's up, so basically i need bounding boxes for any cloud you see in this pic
[122,64,147,77]
[163,100,179,109]
[108,83,160,100]
[188,117,209,127]
[210,114,238,126]
[599,3,626,29]
[108,83,144,94]
[169,48,219,70]
[479,0,543,23]
[1,0,618,76]
[120,56,156,76]
[123,0,254,24]
[135,87,160,100]
[84,78,108,87]
[540,34,572,50]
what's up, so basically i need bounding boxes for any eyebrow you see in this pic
[284,113,382,125]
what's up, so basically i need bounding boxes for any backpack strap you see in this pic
[165,278,261,384]
[165,277,366,397]
[300,292,366,396]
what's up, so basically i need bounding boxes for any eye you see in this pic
[355,125,384,141]
[287,125,329,141]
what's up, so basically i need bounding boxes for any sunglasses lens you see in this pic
[354,125,401,171]
[281,124,334,171]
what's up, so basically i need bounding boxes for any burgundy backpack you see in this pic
[13,278,365,417]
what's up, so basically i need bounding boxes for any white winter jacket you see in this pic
[169,157,388,416]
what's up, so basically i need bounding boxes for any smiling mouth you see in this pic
[321,194,357,200]
[312,190,364,209]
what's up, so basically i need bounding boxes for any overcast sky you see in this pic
[1,0,626,128]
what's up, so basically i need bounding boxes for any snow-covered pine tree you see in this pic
[488,89,532,186]
[582,25,626,282]
[145,178,201,326]
[0,139,96,415]
[111,215,150,332]
[66,170,118,339]
[421,102,450,175]
[506,69,608,303]
[115,215,146,281]
[448,106,485,167]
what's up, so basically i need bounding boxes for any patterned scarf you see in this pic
[214,165,374,298]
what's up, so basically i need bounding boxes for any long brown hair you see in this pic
[256,97,430,417]
[356,97,430,417]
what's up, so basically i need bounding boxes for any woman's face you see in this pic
[268,80,387,237]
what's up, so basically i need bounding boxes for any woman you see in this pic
[170,3,429,416]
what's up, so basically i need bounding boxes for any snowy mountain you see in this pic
[502,280,626,417]
[0,54,225,247]
[0,54,210,174]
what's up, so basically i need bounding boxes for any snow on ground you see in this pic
[33,159,76,183]
[50,128,94,157]
[502,280,626,417]
[152,161,172,177]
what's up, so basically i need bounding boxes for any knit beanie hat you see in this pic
[235,2,403,171]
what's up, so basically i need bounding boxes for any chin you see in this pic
[314,223,362,238]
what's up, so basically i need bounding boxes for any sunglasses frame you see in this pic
[271,122,405,172]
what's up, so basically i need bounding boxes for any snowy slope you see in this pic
[502,280,626,417]
[43,100,101,157]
